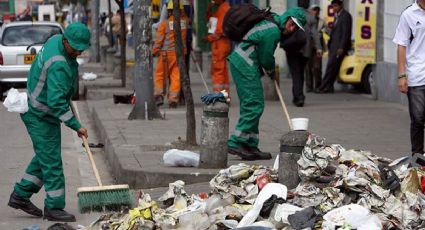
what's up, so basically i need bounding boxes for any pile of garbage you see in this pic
[85,134,425,230]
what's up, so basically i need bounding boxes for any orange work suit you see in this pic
[207,2,231,93]
[153,15,188,103]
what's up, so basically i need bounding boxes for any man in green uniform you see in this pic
[8,22,90,222]
[228,7,306,160]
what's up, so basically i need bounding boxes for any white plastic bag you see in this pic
[163,149,200,167]
[237,183,288,227]
[82,72,97,81]
[3,88,28,113]
[322,204,382,230]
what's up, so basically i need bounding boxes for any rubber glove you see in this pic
[201,92,226,105]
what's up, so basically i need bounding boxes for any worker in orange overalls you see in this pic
[204,0,231,94]
[153,0,189,108]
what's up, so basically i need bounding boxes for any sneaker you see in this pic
[43,207,76,222]
[155,95,164,106]
[247,147,272,160]
[8,191,42,217]
[228,147,257,161]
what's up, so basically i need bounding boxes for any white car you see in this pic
[0,21,84,99]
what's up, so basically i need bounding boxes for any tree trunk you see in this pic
[128,0,162,120]
[115,0,127,87]
[172,0,197,146]
[90,0,100,62]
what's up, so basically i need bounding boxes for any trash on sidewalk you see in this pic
[85,133,425,229]
[163,149,200,167]
[113,93,135,104]
[3,88,28,113]
[22,224,40,230]
[82,72,97,81]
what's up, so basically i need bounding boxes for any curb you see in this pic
[88,100,218,189]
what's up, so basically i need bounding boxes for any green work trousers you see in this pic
[14,111,66,209]
[228,63,264,148]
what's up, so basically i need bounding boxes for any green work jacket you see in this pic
[26,34,81,131]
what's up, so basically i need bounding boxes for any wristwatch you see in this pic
[398,73,407,79]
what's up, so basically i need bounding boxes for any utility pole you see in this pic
[128,0,162,120]
[90,0,100,62]
[172,0,197,145]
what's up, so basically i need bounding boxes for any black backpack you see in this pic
[223,3,276,42]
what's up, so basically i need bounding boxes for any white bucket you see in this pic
[291,118,309,131]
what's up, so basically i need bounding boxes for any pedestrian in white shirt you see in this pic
[393,0,425,155]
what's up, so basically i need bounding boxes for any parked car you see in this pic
[0,21,83,100]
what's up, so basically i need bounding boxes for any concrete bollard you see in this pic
[199,102,229,168]
[105,48,116,73]
[278,130,309,189]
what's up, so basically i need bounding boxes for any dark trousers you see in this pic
[305,50,322,91]
[408,86,425,154]
[319,52,345,91]
[286,52,308,102]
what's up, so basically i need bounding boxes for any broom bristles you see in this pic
[78,185,134,213]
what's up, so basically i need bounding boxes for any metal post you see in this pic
[128,0,162,120]
[90,0,100,62]
[199,102,229,168]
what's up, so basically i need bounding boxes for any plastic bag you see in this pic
[82,72,97,80]
[322,204,382,230]
[3,88,28,113]
[237,183,287,227]
[163,149,199,167]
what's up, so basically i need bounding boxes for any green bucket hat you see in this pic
[64,22,91,51]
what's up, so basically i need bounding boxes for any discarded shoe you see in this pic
[247,147,272,160]
[43,207,76,222]
[82,143,104,148]
[113,94,133,104]
[228,147,257,161]
[8,191,42,217]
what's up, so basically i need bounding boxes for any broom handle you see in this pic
[71,101,103,186]
[274,80,293,131]
[190,52,210,93]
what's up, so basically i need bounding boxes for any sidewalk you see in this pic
[79,46,411,189]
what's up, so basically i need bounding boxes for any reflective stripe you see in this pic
[28,93,49,113]
[169,92,179,97]
[234,130,259,139]
[162,19,186,52]
[59,110,73,122]
[23,173,43,187]
[29,55,67,114]
[235,45,255,66]
[243,22,278,40]
[46,189,65,198]
[31,55,66,99]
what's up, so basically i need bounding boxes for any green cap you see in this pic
[64,22,91,51]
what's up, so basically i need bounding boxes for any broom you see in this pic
[71,101,133,213]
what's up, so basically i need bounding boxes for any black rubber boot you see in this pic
[8,191,42,217]
[43,207,76,222]
[228,147,257,161]
[248,147,272,160]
